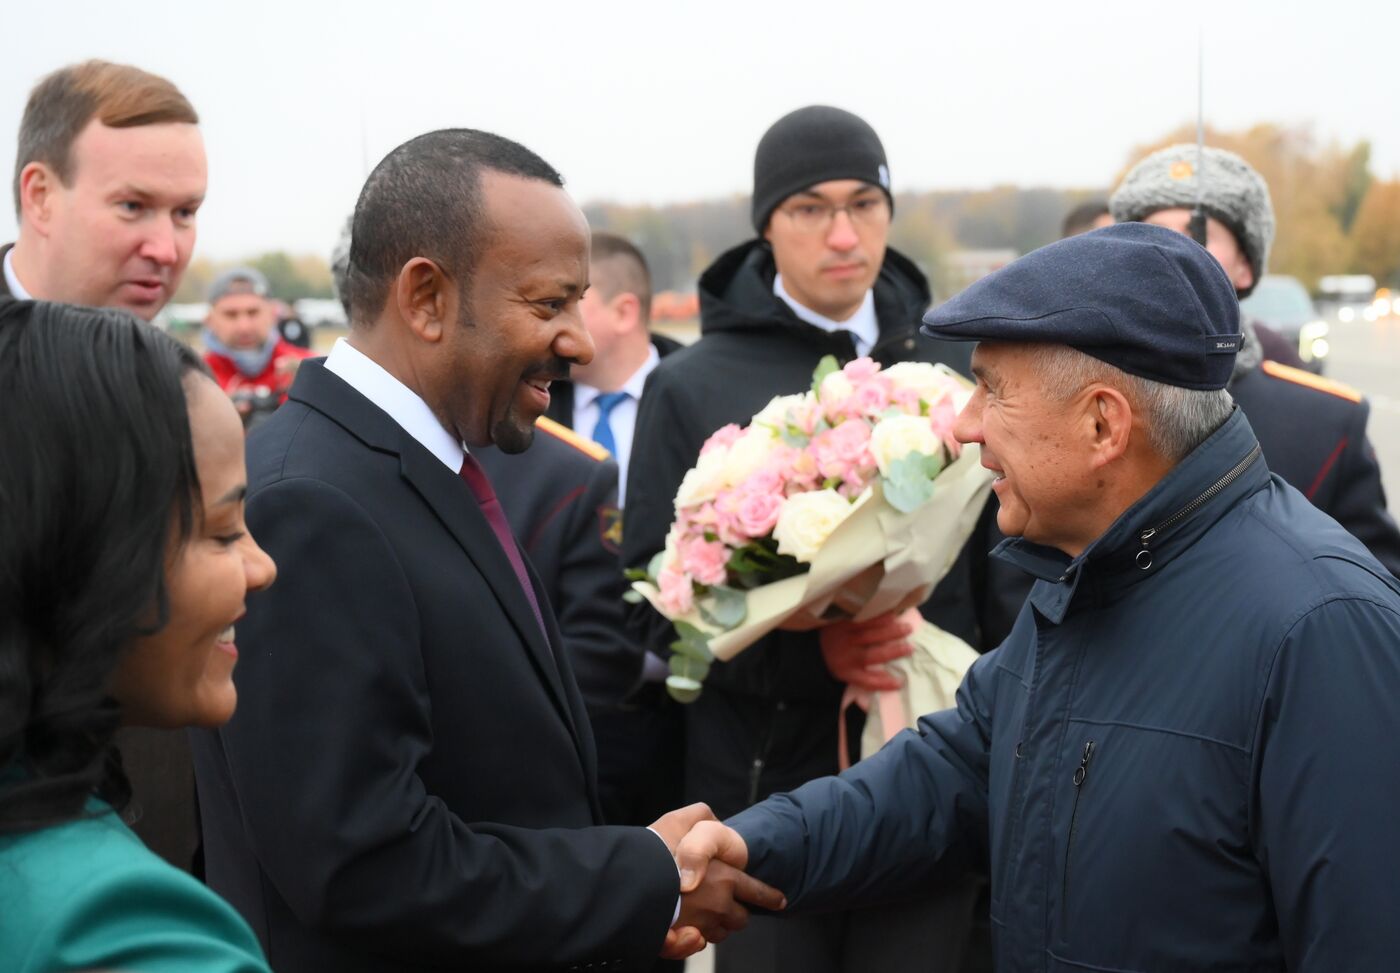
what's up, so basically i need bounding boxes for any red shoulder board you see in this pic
[1259,360,1362,403]
[536,415,610,461]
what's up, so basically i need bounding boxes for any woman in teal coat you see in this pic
[0,301,277,972]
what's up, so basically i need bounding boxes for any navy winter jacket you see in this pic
[730,408,1400,971]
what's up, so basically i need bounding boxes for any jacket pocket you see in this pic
[1061,738,1096,928]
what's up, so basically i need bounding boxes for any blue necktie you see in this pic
[590,391,630,457]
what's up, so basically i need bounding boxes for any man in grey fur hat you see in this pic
[1111,144,1400,576]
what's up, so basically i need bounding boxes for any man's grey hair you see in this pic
[1028,345,1234,462]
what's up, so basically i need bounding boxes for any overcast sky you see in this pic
[3,0,1396,261]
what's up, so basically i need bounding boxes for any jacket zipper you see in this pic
[1062,739,1096,919]
[1136,444,1262,570]
[747,706,780,805]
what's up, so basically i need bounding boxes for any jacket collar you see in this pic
[286,360,581,743]
[697,239,932,355]
[994,407,1269,624]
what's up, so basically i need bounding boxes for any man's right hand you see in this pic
[819,608,918,691]
[656,816,786,959]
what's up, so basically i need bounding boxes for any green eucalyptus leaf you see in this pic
[882,453,939,513]
[646,551,667,581]
[622,590,644,604]
[668,654,711,683]
[666,676,703,704]
[779,425,810,448]
[811,355,840,396]
[707,585,748,628]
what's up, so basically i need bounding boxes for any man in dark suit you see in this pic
[189,129,782,972]
[4,59,209,876]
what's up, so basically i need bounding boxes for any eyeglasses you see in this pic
[776,196,890,234]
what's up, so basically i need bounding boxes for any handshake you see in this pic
[649,803,787,960]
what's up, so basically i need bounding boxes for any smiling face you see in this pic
[763,178,890,322]
[110,375,276,728]
[432,172,594,453]
[23,119,206,319]
[955,342,1102,554]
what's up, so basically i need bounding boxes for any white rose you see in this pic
[722,426,778,486]
[882,361,955,409]
[772,489,855,563]
[675,446,729,508]
[818,370,855,408]
[869,414,942,477]
[752,393,808,431]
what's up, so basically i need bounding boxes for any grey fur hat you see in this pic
[1109,144,1274,297]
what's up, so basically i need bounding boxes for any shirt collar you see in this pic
[773,273,878,351]
[323,337,464,472]
[575,342,661,411]
[3,248,34,301]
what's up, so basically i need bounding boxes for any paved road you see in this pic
[1317,315,1400,504]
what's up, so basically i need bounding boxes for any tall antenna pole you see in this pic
[1189,26,1208,246]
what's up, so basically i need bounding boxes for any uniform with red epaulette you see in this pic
[1231,359,1400,575]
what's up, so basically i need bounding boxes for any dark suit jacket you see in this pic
[189,360,677,972]
[476,419,643,707]
[1,243,17,303]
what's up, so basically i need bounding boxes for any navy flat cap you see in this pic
[921,222,1242,391]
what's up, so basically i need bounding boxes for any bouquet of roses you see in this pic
[631,355,995,715]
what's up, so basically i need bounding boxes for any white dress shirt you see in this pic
[3,248,34,300]
[773,273,879,358]
[324,337,465,472]
[572,343,660,508]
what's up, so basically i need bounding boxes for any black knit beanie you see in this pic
[751,105,892,233]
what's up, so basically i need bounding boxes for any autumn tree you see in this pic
[1349,180,1400,286]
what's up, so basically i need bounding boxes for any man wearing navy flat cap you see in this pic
[671,222,1400,972]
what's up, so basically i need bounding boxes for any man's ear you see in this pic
[614,292,643,333]
[1232,260,1255,294]
[17,162,57,234]
[1083,385,1134,470]
[394,258,453,343]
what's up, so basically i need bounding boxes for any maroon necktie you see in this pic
[459,452,548,639]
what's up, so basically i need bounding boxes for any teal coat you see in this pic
[0,797,269,973]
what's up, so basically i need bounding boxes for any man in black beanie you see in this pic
[624,105,1000,972]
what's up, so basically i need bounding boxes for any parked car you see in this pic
[1238,275,1329,373]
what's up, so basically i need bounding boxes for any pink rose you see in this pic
[850,377,893,417]
[700,423,743,455]
[811,420,873,482]
[842,357,880,383]
[735,490,784,537]
[680,537,730,587]
[659,565,695,615]
[709,490,750,547]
